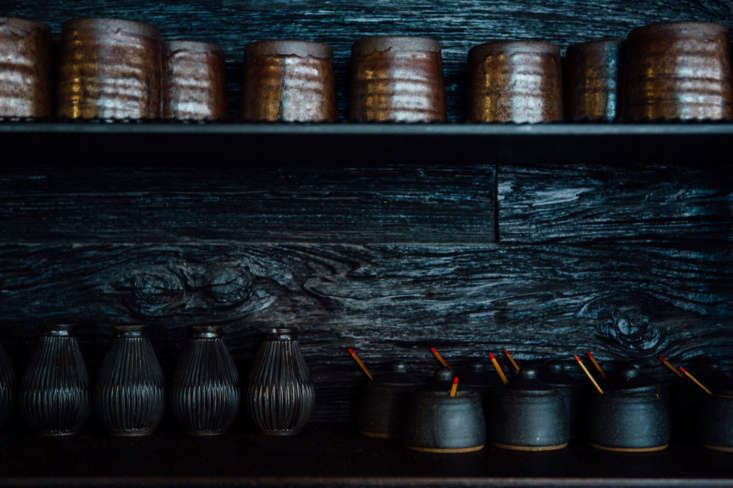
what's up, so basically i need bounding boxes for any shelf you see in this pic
[0,424,731,487]
[3,122,733,166]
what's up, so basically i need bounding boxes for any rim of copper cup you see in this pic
[246,39,333,59]
[0,17,50,33]
[351,36,441,56]
[164,39,224,55]
[627,21,727,40]
[468,40,560,62]
[61,17,160,39]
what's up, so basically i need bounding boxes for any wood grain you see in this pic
[6,0,733,120]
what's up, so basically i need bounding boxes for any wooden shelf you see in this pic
[3,122,733,166]
[0,424,731,487]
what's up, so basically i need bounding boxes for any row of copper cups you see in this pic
[1,17,732,121]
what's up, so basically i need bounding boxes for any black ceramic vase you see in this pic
[95,325,165,436]
[20,324,90,436]
[247,328,315,436]
[587,367,669,452]
[0,344,14,429]
[403,390,486,453]
[489,367,569,451]
[357,362,415,439]
[170,326,240,436]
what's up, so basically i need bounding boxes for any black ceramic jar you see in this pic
[357,362,415,439]
[20,324,90,436]
[540,361,586,440]
[0,344,14,429]
[587,367,669,452]
[489,367,569,451]
[698,387,733,452]
[95,325,165,437]
[247,328,315,436]
[403,390,486,453]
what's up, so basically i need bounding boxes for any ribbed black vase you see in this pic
[0,344,15,429]
[247,328,315,435]
[170,326,240,436]
[20,324,90,436]
[95,325,165,436]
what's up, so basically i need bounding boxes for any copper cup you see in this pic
[57,18,162,120]
[621,22,733,121]
[349,36,446,122]
[467,41,562,123]
[0,18,52,118]
[241,40,335,122]
[163,40,227,120]
[564,40,621,121]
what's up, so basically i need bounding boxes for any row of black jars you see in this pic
[0,324,314,437]
[357,361,733,453]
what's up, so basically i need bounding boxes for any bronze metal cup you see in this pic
[57,18,162,120]
[241,40,336,122]
[621,22,733,121]
[163,40,227,120]
[349,36,446,122]
[467,41,562,123]
[0,18,52,118]
[564,40,621,121]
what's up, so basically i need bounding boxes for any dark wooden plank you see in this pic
[0,241,730,421]
[0,164,497,244]
[5,0,733,121]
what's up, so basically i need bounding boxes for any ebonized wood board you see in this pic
[0,425,731,486]
[0,162,730,422]
[5,0,733,121]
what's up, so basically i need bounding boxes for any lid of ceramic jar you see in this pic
[605,366,660,395]
[541,361,584,388]
[432,366,454,384]
[375,362,415,387]
[462,361,506,389]
[508,367,559,395]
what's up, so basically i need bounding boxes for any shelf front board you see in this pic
[2,122,733,165]
[0,425,731,487]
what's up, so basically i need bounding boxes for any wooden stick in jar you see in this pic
[449,376,459,397]
[658,356,683,377]
[504,349,520,373]
[430,347,452,371]
[586,352,607,379]
[679,367,713,396]
[489,353,509,385]
[574,354,604,395]
[347,348,373,381]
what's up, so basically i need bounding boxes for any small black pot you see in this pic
[403,390,486,453]
[489,367,569,451]
[357,362,416,439]
[698,391,733,452]
[587,367,669,452]
[540,361,586,440]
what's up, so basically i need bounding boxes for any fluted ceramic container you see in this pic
[247,328,315,435]
[95,325,165,436]
[467,41,563,123]
[57,18,162,119]
[349,36,446,122]
[0,18,52,117]
[20,324,90,436]
[0,344,15,429]
[163,40,227,120]
[621,22,733,120]
[564,40,621,121]
[170,326,240,436]
[241,40,336,121]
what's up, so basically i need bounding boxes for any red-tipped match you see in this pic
[574,354,604,395]
[658,356,666,362]
[430,347,451,370]
[449,376,459,397]
[489,353,496,360]
[347,347,373,381]
[659,356,683,377]
[347,347,354,354]
[573,354,580,361]
[679,366,712,395]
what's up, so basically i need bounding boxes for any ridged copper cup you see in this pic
[349,36,446,122]
[622,22,733,120]
[564,40,621,121]
[467,41,562,123]
[57,18,162,119]
[241,40,335,122]
[163,40,226,120]
[0,18,52,117]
